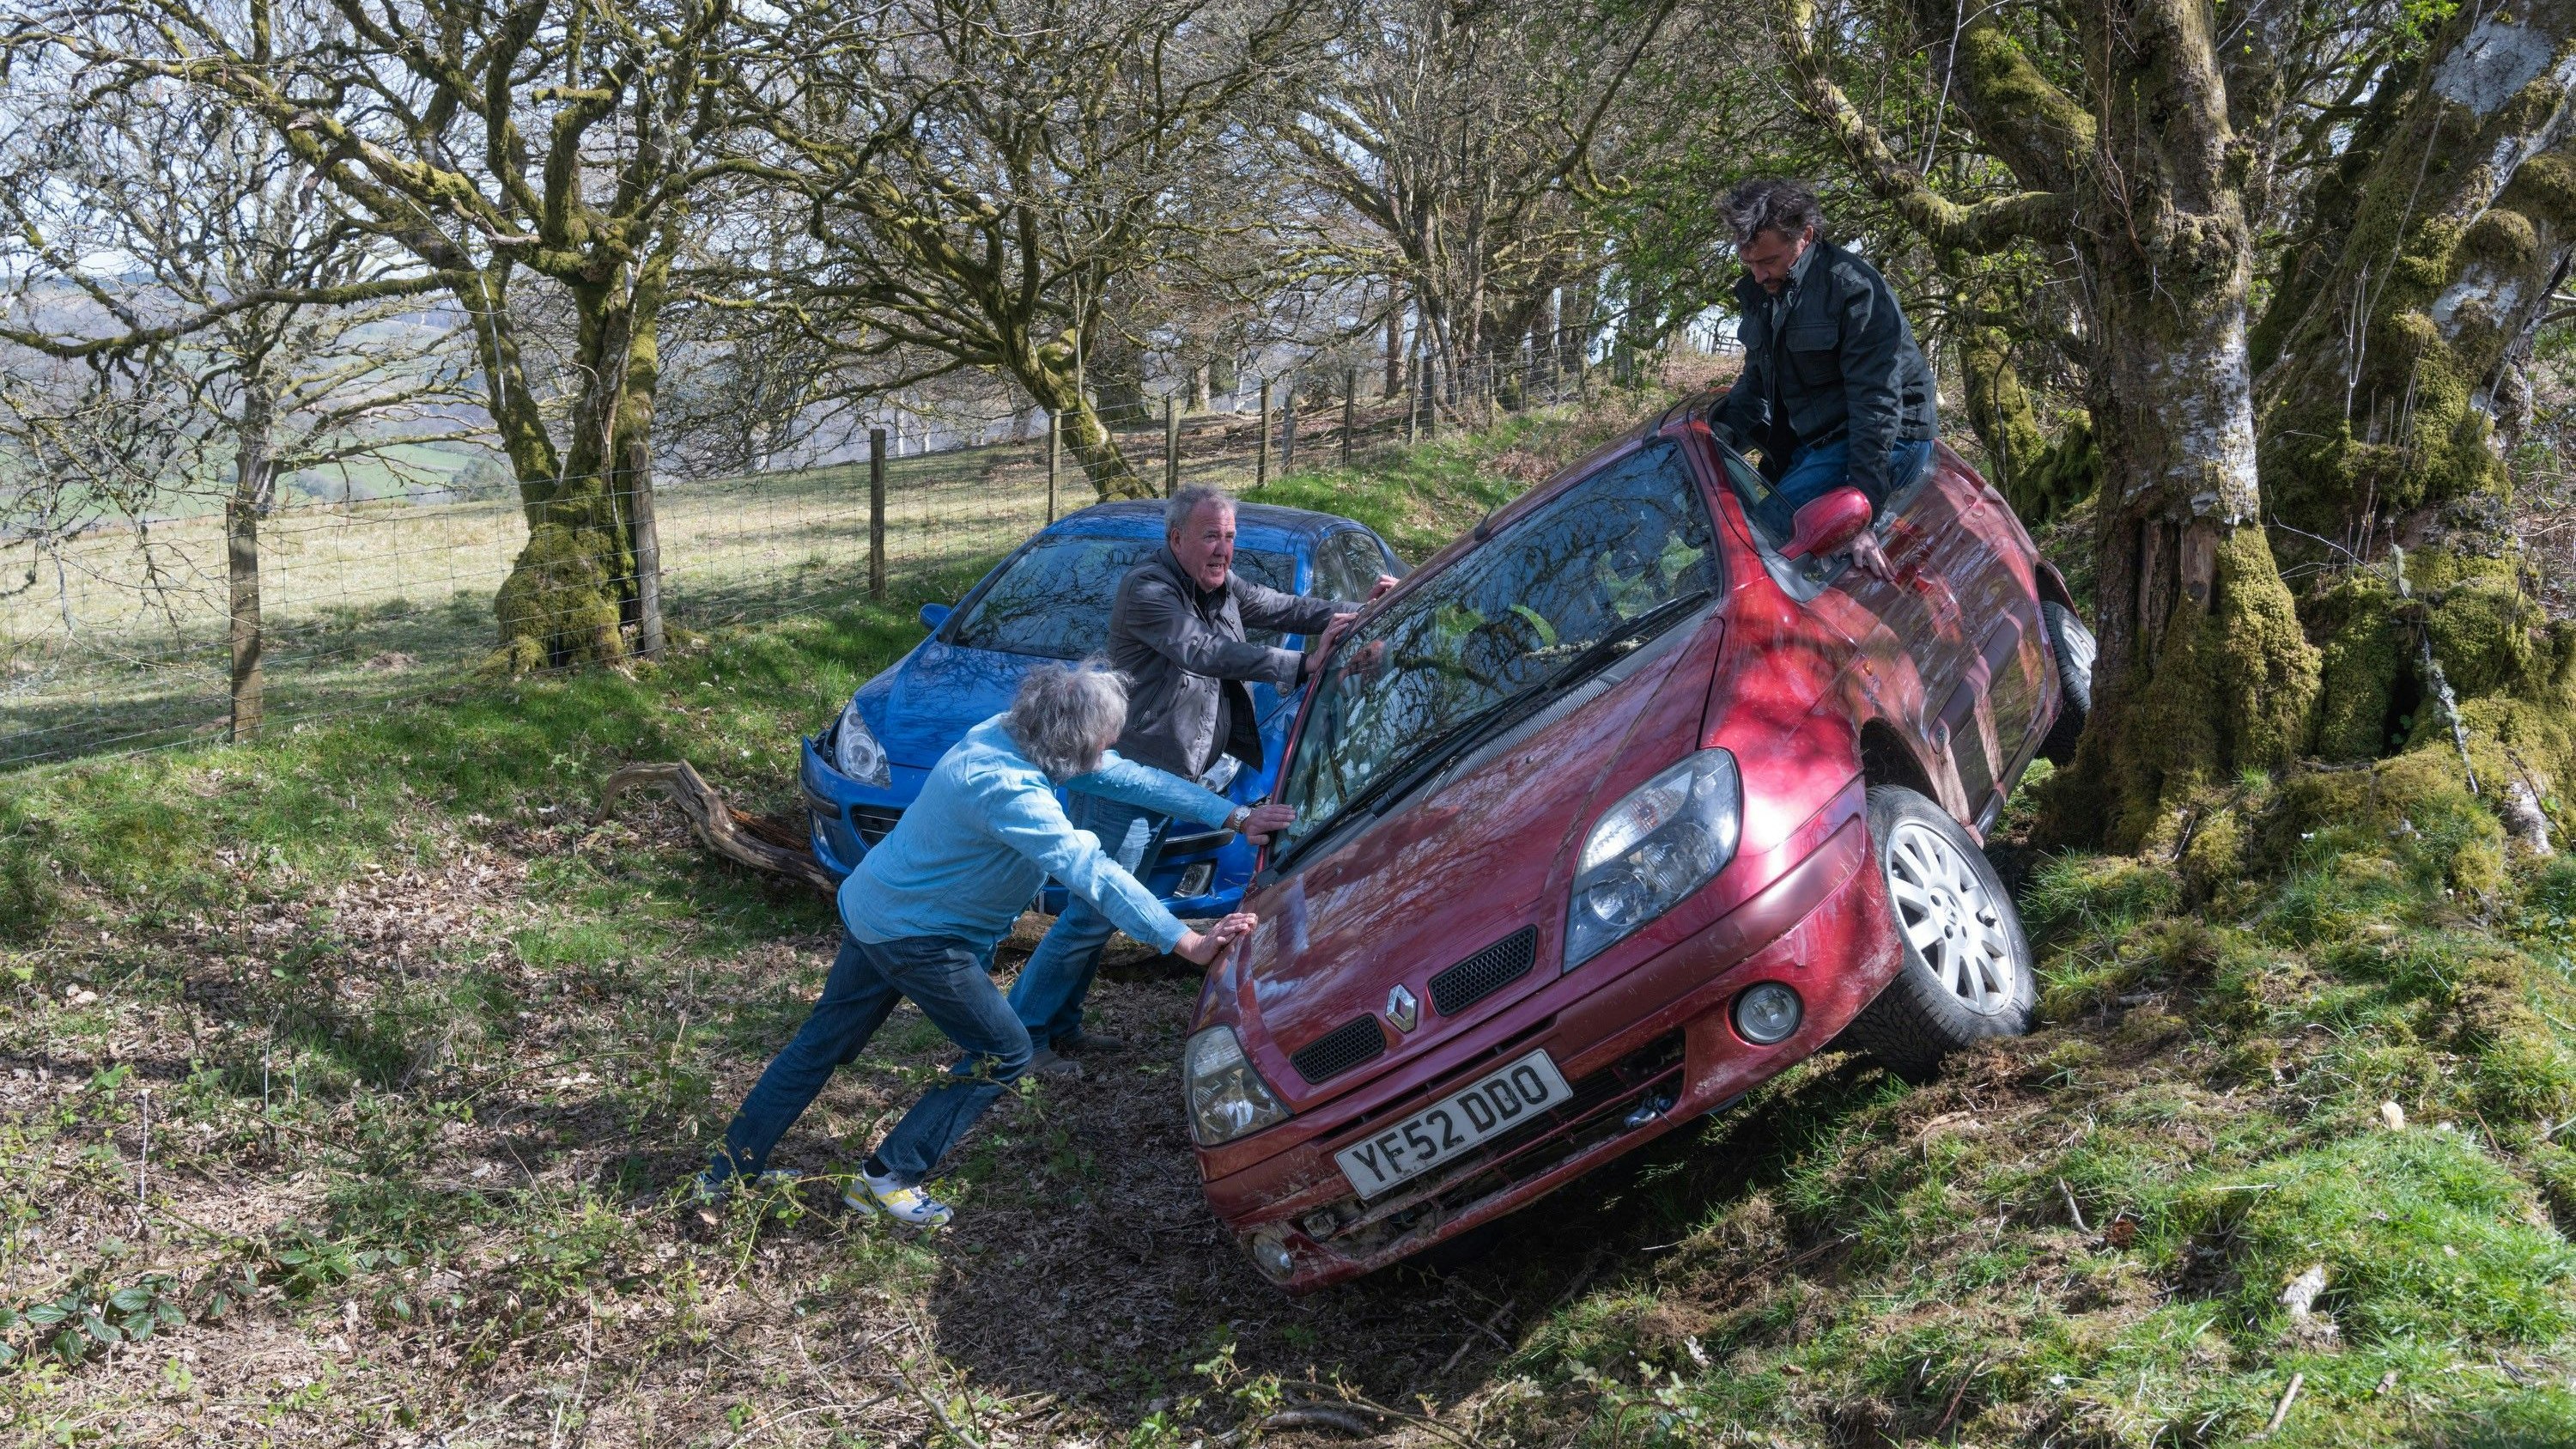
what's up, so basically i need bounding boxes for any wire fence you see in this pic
[0,345,1668,770]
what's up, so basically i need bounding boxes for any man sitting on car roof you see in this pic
[1708,177,1938,577]
[696,661,1291,1228]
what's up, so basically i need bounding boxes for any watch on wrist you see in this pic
[1224,805,1250,832]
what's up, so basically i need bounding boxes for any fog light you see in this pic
[1178,862,1215,898]
[1734,983,1802,1044]
[1249,1228,1295,1281]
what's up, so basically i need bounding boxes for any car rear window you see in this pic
[947,536,1299,658]
[1277,441,1716,854]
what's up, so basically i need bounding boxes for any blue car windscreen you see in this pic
[947,538,1300,658]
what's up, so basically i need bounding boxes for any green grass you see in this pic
[12,377,2568,1445]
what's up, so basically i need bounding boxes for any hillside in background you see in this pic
[3,387,2574,1446]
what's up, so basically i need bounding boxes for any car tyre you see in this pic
[1844,786,2037,1081]
[2036,601,2095,765]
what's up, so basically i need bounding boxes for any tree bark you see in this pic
[227,375,271,743]
[1015,333,1149,501]
[489,229,683,671]
[2254,3,2576,548]
[2054,3,2320,843]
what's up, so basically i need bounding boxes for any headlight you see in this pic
[832,697,891,787]
[1184,1025,1289,1146]
[1565,748,1741,967]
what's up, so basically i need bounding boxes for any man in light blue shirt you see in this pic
[698,661,1290,1227]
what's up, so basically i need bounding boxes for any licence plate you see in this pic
[1333,1050,1573,1199]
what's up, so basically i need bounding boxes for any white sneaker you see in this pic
[843,1168,955,1227]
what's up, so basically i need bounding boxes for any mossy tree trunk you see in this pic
[1783,0,2321,846]
[1953,297,2095,528]
[478,240,673,673]
[1016,333,1149,502]
[2239,7,2576,785]
[2254,3,2576,553]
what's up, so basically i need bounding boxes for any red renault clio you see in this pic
[1182,394,2094,1292]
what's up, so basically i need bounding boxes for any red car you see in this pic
[1182,393,2095,1292]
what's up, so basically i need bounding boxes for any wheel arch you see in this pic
[2032,560,2079,617]
[1857,719,1939,803]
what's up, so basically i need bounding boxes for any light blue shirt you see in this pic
[838,714,1238,954]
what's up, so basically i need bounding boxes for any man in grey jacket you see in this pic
[1708,178,1938,575]
[1008,484,1392,1073]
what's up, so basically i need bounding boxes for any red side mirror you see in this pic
[1783,486,1873,560]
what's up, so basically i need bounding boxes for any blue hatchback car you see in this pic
[801,501,1405,916]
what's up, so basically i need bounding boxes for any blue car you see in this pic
[802,501,1405,916]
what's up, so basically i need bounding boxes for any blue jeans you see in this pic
[710,931,1032,1187]
[1009,793,1170,1045]
[1767,436,1935,533]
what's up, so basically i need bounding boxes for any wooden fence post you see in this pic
[1046,411,1060,524]
[1163,394,1179,496]
[226,436,266,742]
[629,447,665,658]
[868,427,887,601]
[1281,374,1297,472]
[1342,367,1358,465]
[1256,379,1272,488]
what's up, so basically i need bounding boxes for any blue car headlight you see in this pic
[832,697,892,787]
[1565,749,1741,968]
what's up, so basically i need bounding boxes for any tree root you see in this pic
[595,760,837,893]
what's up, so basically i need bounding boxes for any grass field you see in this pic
[8,381,2569,1446]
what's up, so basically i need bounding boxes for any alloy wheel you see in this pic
[1881,819,2020,1015]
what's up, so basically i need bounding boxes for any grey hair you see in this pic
[1007,659,1130,780]
[1165,483,1234,536]
[1722,178,1825,248]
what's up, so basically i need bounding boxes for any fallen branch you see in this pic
[2262,1371,2305,1435]
[596,760,837,892]
[1264,1406,1380,1438]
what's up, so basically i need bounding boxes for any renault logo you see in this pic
[1385,984,1419,1033]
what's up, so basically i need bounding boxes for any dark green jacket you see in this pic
[1710,239,1938,504]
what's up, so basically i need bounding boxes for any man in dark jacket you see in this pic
[1008,484,1391,1073]
[1708,179,1938,575]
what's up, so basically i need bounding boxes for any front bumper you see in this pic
[1200,811,1900,1294]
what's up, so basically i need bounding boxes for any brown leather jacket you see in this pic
[1107,546,1343,778]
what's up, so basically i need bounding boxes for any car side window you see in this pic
[1318,533,1379,604]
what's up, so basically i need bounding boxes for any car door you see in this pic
[1926,466,2050,813]
[1795,467,1972,776]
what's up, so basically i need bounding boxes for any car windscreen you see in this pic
[946,535,1300,658]
[1275,440,1716,857]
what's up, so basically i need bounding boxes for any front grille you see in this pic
[852,807,903,845]
[1427,926,1539,1017]
[1291,1014,1388,1084]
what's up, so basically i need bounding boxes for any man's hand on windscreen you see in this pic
[1316,610,1360,657]
[1367,574,1399,602]
[1238,801,1296,843]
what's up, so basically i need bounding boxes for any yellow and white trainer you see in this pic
[844,1168,955,1228]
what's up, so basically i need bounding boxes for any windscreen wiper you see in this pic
[1270,684,1546,873]
[1272,588,1714,872]
[1537,588,1713,693]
